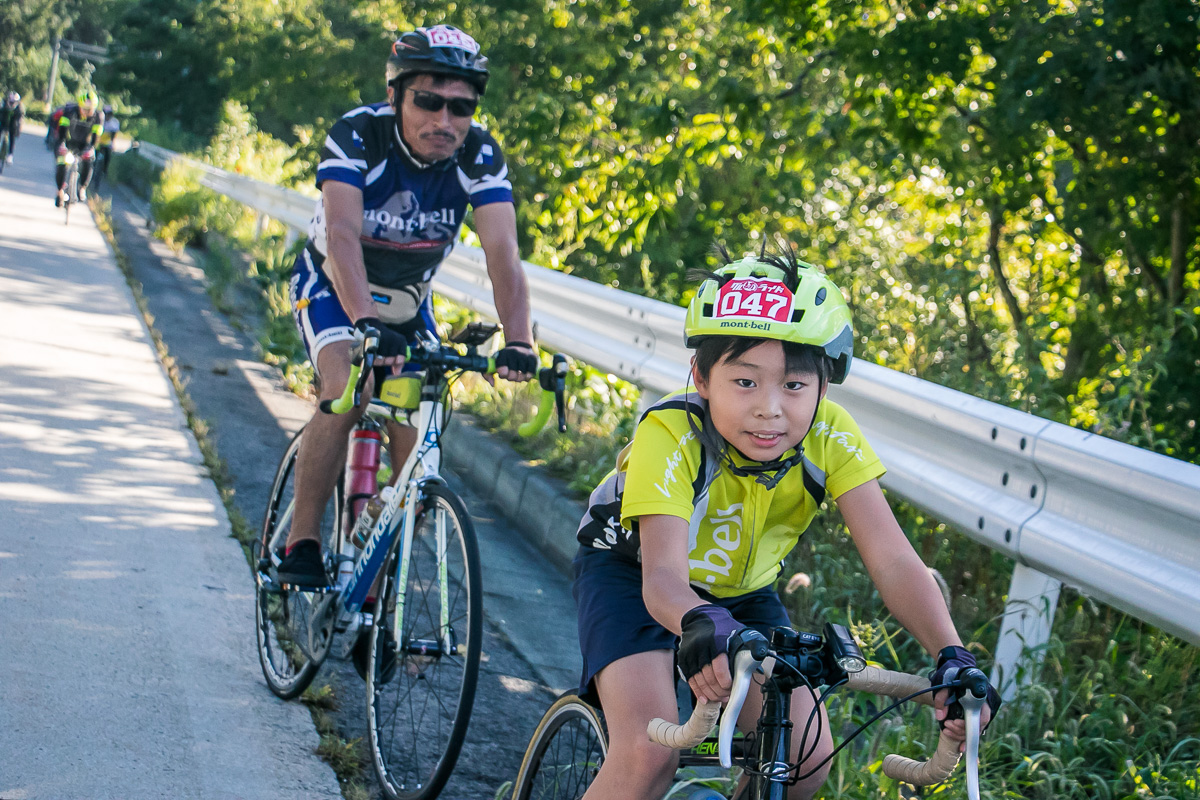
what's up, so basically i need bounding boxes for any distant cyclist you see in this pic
[0,92,24,163]
[54,90,104,206]
[97,104,120,176]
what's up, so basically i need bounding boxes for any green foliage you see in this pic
[130,102,313,390]
[75,0,1200,459]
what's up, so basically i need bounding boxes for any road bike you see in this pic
[60,151,80,225]
[512,623,988,800]
[255,321,568,800]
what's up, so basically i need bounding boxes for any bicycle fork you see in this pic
[388,478,457,660]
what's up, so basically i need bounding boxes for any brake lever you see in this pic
[719,648,759,769]
[962,691,984,800]
[944,667,987,800]
[550,353,567,432]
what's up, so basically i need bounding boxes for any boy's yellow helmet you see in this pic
[684,256,854,383]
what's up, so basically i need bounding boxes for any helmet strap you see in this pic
[721,447,805,491]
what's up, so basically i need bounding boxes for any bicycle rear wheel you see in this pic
[366,483,482,800]
[512,694,608,800]
[253,427,342,699]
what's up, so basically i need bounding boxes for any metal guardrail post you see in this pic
[991,564,1063,701]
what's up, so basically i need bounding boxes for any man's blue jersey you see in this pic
[306,101,513,289]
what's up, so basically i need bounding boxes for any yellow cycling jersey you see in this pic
[575,388,885,597]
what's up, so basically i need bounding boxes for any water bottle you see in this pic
[344,428,382,531]
[351,485,396,548]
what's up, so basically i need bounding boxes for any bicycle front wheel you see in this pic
[366,483,483,800]
[253,427,341,699]
[512,694,608,800]
[0,132,8,173]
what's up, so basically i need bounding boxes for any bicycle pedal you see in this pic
[257,571,285,594]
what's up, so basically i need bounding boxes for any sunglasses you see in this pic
[407,88,477,118]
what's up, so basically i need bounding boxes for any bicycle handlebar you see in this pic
[319,327,569,437]
[647,636,986,795]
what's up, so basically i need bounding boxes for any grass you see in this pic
[301,684,372,799]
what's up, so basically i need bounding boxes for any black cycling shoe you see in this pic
[275,540,329,588]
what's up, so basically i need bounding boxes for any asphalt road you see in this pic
[0,132,341,798]
[99,168,583,798]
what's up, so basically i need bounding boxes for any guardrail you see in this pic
[135,142,1200,694]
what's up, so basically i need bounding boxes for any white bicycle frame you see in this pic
[339,387,453,655]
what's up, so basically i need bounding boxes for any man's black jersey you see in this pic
[56,104,104,149]
[307,101,513,289]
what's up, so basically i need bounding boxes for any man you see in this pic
[1,93,23,163]
[277,24,538,586]
[54,90,104,205]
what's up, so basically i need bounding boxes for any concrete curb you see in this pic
[444,415,586,577]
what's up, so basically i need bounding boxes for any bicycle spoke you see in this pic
[254,427,339,699]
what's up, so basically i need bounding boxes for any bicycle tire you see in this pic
[64,162,77,225]
[366,482,483,800]
[0,131,8,174]
[253,427,342,699]
[512,694,609,800]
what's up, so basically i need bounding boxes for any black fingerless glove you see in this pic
[677,604,746,682]
[495,340,538,374]
[354,316,408,358]
[930,645,1002,730]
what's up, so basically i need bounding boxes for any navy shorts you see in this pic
[572,545,792,707]
[290,244,436,374]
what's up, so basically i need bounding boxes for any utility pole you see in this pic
[45,38,61,105]
[43,38,111,107]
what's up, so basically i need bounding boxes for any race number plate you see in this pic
[714,278,794,323]
[426,26,480,53]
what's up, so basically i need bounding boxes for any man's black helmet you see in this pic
[386,25,489,95]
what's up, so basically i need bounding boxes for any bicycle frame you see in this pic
[279,329,566,667]
[338,382,448,647]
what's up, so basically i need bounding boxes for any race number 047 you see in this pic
[715,279,793,322]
